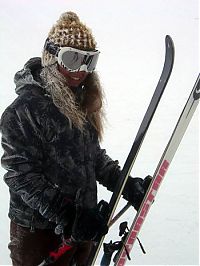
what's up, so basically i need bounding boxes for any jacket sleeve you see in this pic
[0,105,68,222]
[95,143,122,192]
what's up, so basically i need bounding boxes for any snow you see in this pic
[0,0,199,265]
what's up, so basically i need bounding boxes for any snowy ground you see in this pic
[0,0,199,265]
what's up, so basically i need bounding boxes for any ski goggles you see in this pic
[44,38,100,73]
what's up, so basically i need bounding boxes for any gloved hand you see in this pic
[58,200,76,226]
[71,200,109,242]
[123,175,152,211]
[49,197,76,228]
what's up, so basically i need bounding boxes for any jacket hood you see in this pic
[14,57,43,95]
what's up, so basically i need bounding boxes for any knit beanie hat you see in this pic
[42,11,97,67]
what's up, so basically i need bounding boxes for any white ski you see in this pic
[115,74,200,266]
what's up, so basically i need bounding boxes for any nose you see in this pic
[79,64,88,72]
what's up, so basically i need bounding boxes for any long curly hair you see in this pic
[40,64,105,140]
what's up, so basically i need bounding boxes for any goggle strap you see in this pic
[44,38,60,56]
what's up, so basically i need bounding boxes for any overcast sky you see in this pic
[0,1,199,265]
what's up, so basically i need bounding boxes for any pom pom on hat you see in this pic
[42,11,97,66]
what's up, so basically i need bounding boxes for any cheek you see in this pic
[57,65,71,79]
[80,73,89,81]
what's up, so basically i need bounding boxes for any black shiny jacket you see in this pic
[0,58,120,229]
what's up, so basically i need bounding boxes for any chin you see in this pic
[67,79,83,88]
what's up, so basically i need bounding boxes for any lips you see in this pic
[57,64,88,87]
[71,76,80,81]
[69,73,88,82]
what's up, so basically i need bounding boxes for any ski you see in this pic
[114,74,200,266]
[88,35,175,265]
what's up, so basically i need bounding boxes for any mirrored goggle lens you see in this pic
[60,51,99,72]
[84,54,99,72]
[61,51,83,70]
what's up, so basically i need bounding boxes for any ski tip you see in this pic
[193,74,200,100]
[165,35,173,46]
[165,35,172,41]
[165,35,175,59]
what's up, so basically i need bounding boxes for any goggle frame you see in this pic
[44,38,100,73]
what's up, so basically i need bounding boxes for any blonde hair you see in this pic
[40,65,105,140]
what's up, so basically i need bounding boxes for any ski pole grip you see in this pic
[55,224,64,235]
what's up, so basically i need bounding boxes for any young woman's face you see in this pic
[58,65,89,87]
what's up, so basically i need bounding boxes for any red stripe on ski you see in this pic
[116,159,169,266]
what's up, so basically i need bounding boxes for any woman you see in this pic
[0,11,150,266]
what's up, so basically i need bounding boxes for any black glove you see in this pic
[71,200,109,242]
[123,175,152,211]
[49,197,76,228]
